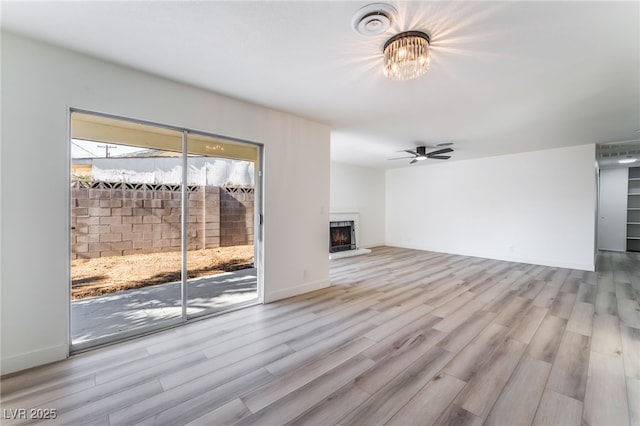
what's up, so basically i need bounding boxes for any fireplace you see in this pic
[328,212,371,259]
[329,221,356,253]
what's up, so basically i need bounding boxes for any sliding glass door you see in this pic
[70,111,261,351]
[186,133,259,317]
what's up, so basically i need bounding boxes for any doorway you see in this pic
[596,141,640,253]
[70,111,262,350]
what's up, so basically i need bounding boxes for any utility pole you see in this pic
[97,144,118,157]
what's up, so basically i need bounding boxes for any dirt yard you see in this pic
[72,245,254,299]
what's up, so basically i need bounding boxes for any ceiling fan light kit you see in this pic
[619,157,637,164]
[388,146,454,165]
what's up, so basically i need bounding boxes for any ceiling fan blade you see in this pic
[409,158,418,164]
[429,155,451,160]
[404,150,419,156]
[427,147,454,156]
[387,156,414,160]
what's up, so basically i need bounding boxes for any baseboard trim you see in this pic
[361,242,385,249]
[264,279,330,303]
[1,343,68,376]
[385,242,595,272]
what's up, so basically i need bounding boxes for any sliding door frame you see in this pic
[68,108,264,353]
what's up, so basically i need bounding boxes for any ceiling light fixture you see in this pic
[383,31,431,80]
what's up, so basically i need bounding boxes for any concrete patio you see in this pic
[71,267,258,344]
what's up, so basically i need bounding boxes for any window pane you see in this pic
[185,133,258,318]
[71,113,184,346]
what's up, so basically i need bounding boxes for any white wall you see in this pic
[385,144,596,271]
[330,162,385,248]
[598,168,628,251]
[1,32,330,374]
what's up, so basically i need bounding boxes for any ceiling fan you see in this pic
[388,145,454,164]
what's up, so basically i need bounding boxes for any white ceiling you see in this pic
[2,1,639,169]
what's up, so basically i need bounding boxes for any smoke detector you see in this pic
[351,3,397,36]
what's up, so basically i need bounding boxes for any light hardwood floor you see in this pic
[1,247,639,425]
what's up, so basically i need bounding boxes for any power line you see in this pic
[71,141,98,158]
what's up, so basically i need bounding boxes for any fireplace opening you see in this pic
[330,221,356,253]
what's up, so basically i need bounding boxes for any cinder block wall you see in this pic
[220,188,254,247]
[71,185,253,259]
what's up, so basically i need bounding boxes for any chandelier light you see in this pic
[383,31,431,80]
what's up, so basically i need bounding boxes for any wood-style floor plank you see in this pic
[583,351,630,426]
[355,327,446,395]
[453,337,526,418]
[361,313,441,362]
[183,399,251,426]
[526,315,567,363]
[627,378,640,426]
[591,313,624,358]
[53,381,164,425]
[484,356,551,426]
[265,319,375,375]
[595,290,619,316]
[620,324,640,379]
[565,301,595,337]
[160,343,292,391]
[1,248,638,426]
[338,345,455,426]
[507,305,548,344]
[532,389,583,426]
[618,299,640,328]
[437,308,498,353]
[120,368,274,425]
[576,282,596,304]
[286,381,371,426]
[442,323,509,382]
[548,291,577,319]
[385,373,466,426]
[434,403,483,426]
[243,337,376,413]
[545,331,590,401]
[236,355,375,426]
